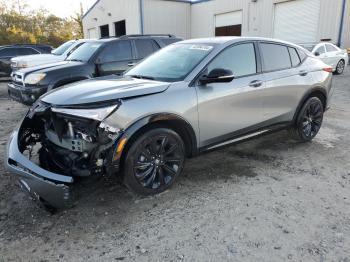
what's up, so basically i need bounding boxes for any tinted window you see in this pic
[0,48,17,57]
[17,47,39,55]
[135,39,159,59]
[98,41,132,63]
[261,43,291,71]
[207,43,256,77]
[159,38,180,46]
[288,47,301,67]
[326,44,338,52]
[67,42,103,62]
[315,45,325,55]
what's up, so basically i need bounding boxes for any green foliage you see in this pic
[0,0,83,47]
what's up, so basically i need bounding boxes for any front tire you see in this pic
[289,97,324,142]
[335,60,345,75]
[123,128,185,195]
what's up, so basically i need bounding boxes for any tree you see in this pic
[0,0,84,47]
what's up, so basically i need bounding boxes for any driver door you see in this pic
[195,42,265,148]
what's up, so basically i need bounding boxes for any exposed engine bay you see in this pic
[19,101,122,179]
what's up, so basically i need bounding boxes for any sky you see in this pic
[24,0,97,18]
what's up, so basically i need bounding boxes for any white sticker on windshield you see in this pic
[189,45,213,51]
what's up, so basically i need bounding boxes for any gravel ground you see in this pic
[0,69,350,262]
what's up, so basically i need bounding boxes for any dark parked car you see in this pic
[6,37,333,209]
[0,44,52,77]
[8,34,181,105]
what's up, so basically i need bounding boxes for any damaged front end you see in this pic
[6,100,123,209]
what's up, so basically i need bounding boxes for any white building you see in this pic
[82,0,350,48]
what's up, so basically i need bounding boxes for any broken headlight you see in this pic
[51,104,119,121]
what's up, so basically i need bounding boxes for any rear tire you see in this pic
[335,60,345,75]
[289,97,324,142]
[123,128,185,195]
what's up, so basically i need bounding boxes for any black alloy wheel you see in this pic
[291,97,324,142]
[123,128,185,195]
[335,60,345,75]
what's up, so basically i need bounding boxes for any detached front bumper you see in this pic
[8,82,47,105]
[5,130,74,209]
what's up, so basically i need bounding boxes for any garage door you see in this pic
[215,11,242,36]
[87,28,97,39]
[273,0,320,43]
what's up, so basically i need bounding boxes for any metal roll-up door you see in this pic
[273,0,321,43]
[215,11,243,36]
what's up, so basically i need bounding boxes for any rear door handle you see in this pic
[128,62,136,67]
[299,70,308,76]
[249,80,263,88]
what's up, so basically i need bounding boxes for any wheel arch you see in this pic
[292,87,327,124]
[113,113,198,173]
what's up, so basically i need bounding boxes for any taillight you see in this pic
[323,67,333,73]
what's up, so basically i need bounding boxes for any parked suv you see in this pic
[11,40,87,73]
[0,44,52,77]
[6,37,333,209]
[8,34,182,105]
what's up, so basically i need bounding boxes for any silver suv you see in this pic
[6,37,333,209]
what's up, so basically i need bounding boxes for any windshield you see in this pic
[300,44,316,52]
[52,41,75,55]
[125,43,214,82]
[66,42,103,62]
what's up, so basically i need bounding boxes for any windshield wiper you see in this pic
[128,74,155,80]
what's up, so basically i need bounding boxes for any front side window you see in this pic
[66,42,103,62]
[98,41,132,63]
[260,43,291,72]
[126,43,214,82]
[135,39,159,59]
[207,43,257,77]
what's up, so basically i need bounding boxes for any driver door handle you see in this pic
[249,80,263,88]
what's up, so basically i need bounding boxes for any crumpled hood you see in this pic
[41,76,170,106]
[12,54,63,67]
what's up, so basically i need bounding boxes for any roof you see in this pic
[82,0,212,19]
[178,36,306,49]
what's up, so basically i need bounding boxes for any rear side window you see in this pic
[288,47,301,67]
[17,47,39,55]
[135,39,159,59]
[207,43,257,77]
[99,41,132,63]
[159,38,180,46]
[315,45,325,55]
[260,43,291,72]
[0,48,17,57]
[325,44,338,52]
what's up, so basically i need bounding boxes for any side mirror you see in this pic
[199,68,234,85]
[314,52,320,56]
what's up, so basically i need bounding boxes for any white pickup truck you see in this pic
[10,40,87,72]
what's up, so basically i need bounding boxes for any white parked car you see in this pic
[10,40,87,72]
[300,42,348,74]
